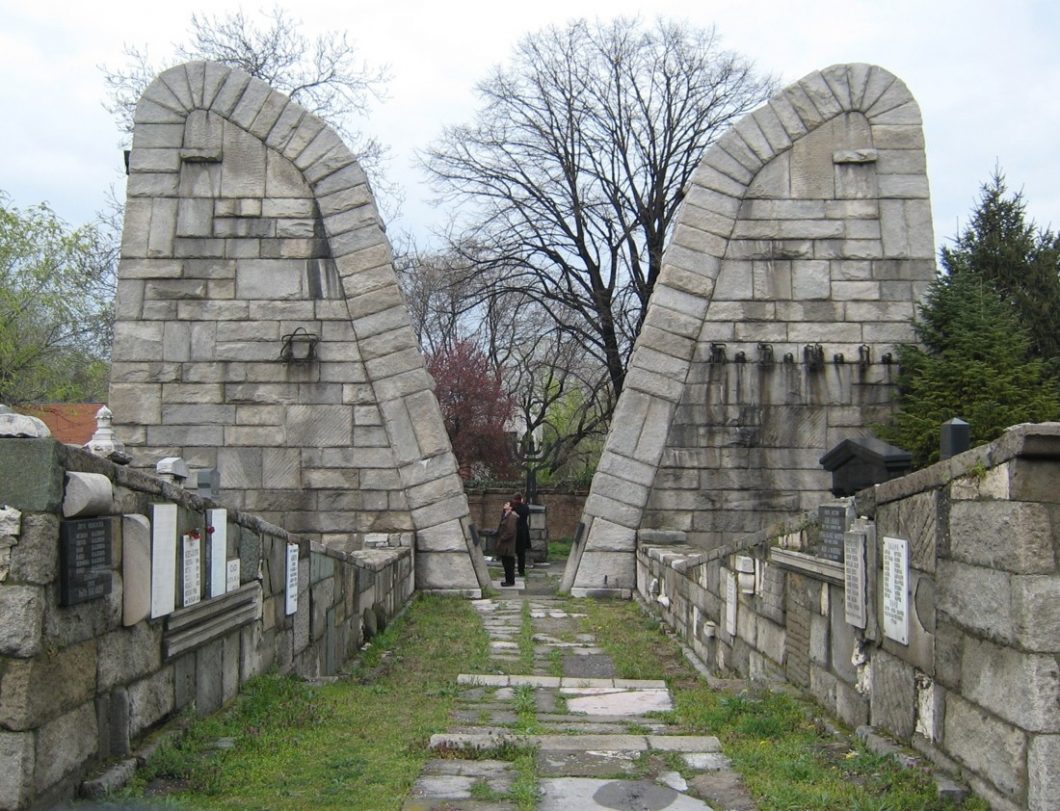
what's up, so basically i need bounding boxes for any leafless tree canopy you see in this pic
[101,6,388,168]
[425,17,775,396]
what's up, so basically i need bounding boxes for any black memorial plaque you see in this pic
[817,504,849,564]
[60,518,112,606]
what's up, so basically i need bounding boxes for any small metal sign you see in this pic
[59,518,112,606]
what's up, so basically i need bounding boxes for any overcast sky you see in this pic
[2,0,1059,255]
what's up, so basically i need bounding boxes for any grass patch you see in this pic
[574,598,987,811]
[121,594,491,810]
[517,601,536,673]
[547,537,572,562]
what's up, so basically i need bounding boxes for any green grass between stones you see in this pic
[119,594,491,810]
[579,598,988,811]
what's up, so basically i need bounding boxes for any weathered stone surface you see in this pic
[870,650,916,740]
[0,440,63,513]
[62,471,114,518]
[949,501,1056,574]
[0,731,34,809]
[937,560,1012,642]
[34,701,97,793]
[961,636,1060,732]
[127,668,175,738]
[7,512,59,584]
[0,585,44,656]
[944,693,1026,800]
[0,639,97,730]
[1029,734,1060,811]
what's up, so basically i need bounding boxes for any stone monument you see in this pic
[564,64,936,596]
[110,61,487,594]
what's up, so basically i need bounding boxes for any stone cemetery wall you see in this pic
[565,64,935,596]
[635,423,1060,811]
[0,437,413,809]
[110,61,485,593]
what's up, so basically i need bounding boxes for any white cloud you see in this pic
[2,0,1058,241]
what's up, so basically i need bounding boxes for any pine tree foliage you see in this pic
[878,264,1060,467]
[940,171,1060,363]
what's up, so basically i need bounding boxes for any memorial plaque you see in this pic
[207,508,227,598]
[818,503,851,563]
[226,559,240,592]
[724,570,738,637]
[285,543,299,615]
[182,534,202,607]
[151,504,178,619]
[59,518,112,606]
[882,536,909,644]
[844,528,867,628]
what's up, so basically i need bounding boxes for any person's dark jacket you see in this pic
[495,509,517,557]
[512,501,531,552]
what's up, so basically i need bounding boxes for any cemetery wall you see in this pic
[0,438,413,810]
[636,423,1060,811]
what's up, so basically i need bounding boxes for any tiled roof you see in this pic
[15,403,105,446]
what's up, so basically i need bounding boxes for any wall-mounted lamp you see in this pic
[280,327,320,363]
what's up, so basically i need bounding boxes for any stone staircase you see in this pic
[402,568,756,810]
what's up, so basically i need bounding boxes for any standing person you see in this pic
[495,501,518,587]
[511,493,531,577]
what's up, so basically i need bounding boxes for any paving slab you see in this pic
[538,777,715,810]
[564,687,673,716]
[537,749,642,778]
[563,652,616,678]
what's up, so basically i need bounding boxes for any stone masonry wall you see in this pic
[0,437,412,810]
[565,64,935,596]
[110,61,485,593]
[635,423,1060,811]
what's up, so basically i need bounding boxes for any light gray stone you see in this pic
[62,472,113,518]
[961,636,1060,732]
[0,586,43,657]
[0,731,33,809]
[34,701,97,794]
[1029,734,1060,811]
[944,693,1025,800]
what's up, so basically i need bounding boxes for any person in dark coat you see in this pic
[511,493,531,576]
[495,501,518,587]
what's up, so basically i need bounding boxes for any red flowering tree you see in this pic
[426,340,516,479]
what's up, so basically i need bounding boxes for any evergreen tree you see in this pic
[940,171,1060,364]
[878,271,1060,467]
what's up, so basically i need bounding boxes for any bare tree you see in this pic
[101,6,389,171]
[425,17,775,397]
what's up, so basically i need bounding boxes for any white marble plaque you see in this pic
[724,569,738,637]
[150,504,177,619]
[206,508,227,598]
[182,534,202,607]
[844,529,867,628]
[285,543,299,615]
[882,536,909,644]
[226,559,240,592]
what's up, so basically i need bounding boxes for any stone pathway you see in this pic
[403,565,756,810]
